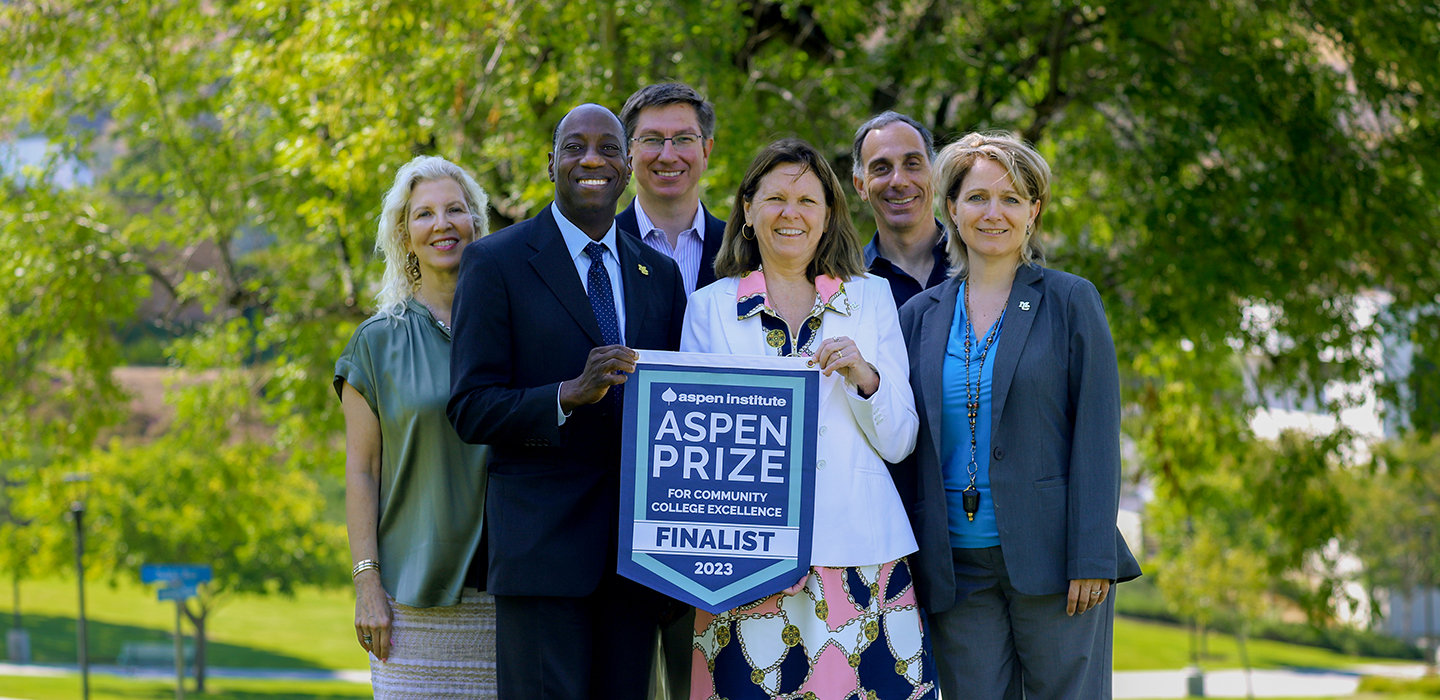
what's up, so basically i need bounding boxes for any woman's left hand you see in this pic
[814,336,879,397]
[1066,578,1111,616]
[782,569,812,596]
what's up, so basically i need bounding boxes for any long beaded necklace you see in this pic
[961,280,1004,522]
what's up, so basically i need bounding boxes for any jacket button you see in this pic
[817,460,826,469]
[819,426,828,436]
[992,447,1004,460]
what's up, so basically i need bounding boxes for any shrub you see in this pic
[1114,575,1423,660]
[1357,675,1440,695]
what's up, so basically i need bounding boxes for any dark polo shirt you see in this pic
[864,220,949,309]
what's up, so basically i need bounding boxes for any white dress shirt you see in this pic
[634,200,707,297]
[553,202,626,424]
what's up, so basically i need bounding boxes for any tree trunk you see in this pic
[183,601,208,692]
[1237,620,1254,699]
[1189,617,1198,666]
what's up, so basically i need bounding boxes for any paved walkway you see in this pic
[1,660,1431,698]
[1114,664,1427,699]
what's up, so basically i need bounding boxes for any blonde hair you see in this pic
[932,132,1050,278]
[375,156,490,319]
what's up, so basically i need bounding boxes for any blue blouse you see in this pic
[941,282,1003,548]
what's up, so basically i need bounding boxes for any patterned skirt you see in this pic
[371,588,497,699]
[690,558,937,700]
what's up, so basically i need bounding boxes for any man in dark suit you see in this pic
[448,103,688,700]
[617,83,725,298]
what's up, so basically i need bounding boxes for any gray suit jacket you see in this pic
[892,264,1141,613]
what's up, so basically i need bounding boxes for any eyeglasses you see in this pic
[631,133,703,152]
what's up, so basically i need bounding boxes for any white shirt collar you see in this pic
[552,202,620,261]
[633,199,707,241]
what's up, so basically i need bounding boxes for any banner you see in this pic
[618,350,819,613]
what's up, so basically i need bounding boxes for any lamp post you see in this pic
[2,472,33,663]
[64,473,91,700]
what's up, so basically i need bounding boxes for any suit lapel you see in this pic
[919,277,960,466]
[616,233,649,347]
[528,207,606,346]
[699,205,725,289]
[989,264,1044,443]
[616,199,640,243]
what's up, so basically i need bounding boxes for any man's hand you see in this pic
[559,345,638,412]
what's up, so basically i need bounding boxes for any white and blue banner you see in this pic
[618,350,819,613]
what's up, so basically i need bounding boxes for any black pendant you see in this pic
[962,486,979,522]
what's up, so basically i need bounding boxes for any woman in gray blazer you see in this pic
[894,133,1141,700]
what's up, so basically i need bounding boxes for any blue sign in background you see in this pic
[619,352,818,613]
[141,564,212,585]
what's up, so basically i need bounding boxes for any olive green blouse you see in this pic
[334,297,488,608]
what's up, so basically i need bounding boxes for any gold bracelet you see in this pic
[352,559,380,579]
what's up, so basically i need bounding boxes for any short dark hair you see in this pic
[619,83,717,140]
[850,111,935,178]
[551,104,628,158]
[714,138,866,282]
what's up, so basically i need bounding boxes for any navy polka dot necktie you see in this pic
[584,242,623,408]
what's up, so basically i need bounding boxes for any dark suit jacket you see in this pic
[893,264,1141,613]
[615,198,725,292]
[447,203,687,598]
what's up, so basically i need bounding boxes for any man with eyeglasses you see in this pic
[618,83,723,700]
[617,83,725,298]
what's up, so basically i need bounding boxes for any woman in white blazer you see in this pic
[680,139,936,700]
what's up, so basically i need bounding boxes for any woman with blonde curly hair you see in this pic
[334,155,497,699]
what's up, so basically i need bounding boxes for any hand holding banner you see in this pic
[618,350,819,613]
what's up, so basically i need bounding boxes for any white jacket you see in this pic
[680,272,920,567]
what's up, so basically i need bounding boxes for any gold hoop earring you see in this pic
[406,252,422,284]
[742,224,755,241]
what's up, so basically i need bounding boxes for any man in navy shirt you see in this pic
[851,111,948,308]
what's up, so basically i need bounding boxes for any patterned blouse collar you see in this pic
[735,267,852,321]
[734,267,854,357]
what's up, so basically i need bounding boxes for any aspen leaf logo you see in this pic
[662,388,678,404]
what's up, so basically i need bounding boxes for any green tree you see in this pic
[13,436,346,690]
[3,0,1439,658]
[1343,435,1440,645]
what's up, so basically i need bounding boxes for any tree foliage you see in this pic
[1343,435,1440,618]
[11,434,345,688]
[2,0,1438,625]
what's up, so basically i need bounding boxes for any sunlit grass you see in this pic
[0,575,1416,682]
[0,674,369,700]
[1,577,365,670]
[1114,616,1410,671]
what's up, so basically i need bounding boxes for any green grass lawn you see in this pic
[0,577,366,670]
[0,576,1417,684]
[1113,616,1410,672]
[0,674,369,700]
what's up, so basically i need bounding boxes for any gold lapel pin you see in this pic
[638,264,650,276]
